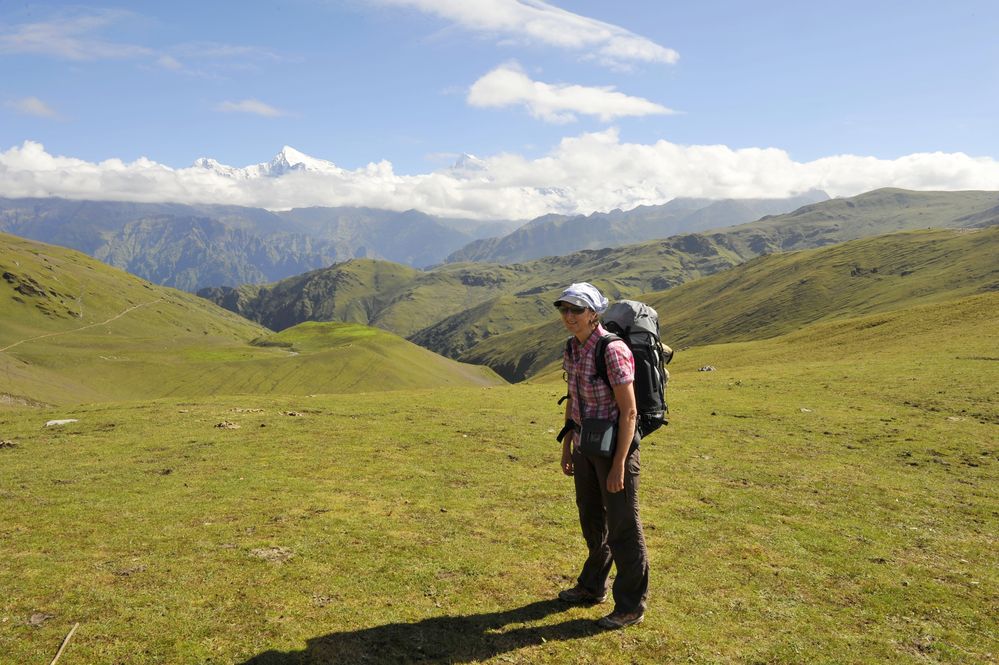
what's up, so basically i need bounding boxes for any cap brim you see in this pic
[554,295,589,309]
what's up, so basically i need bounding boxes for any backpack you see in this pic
[595,300,672,438]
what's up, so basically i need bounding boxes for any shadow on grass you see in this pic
[239,599,604,664]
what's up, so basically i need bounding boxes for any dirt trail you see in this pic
[0,299,163,353]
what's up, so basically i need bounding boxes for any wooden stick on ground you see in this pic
[49,622,80,665]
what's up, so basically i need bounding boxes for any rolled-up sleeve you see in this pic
[604,340,634,386]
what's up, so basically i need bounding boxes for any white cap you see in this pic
[553,282,608,314]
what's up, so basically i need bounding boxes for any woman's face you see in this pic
[559,303,596,337]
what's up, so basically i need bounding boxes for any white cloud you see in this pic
[2,137,998,221]
[214,99,288,117]
[159,43,291,76]
[468,63,674,122]
[376,0,678,67]
[171,42,287,62]
[6,97,59,118]
[0,9,286,75]
[155,55,184,71]
[0,10,152,60]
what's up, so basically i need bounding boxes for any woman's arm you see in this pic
[608,381,637,493]
[561,398,575,476]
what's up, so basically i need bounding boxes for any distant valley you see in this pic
[0,197,516,291]
[198,188,999,377]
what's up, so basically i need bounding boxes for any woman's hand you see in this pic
[561,439,574,476]
[609,380,637,494]
[607,461,625,493]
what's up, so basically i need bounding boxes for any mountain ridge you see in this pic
[445,191,830,263]
[0,187,842,291]
[0,196,519,289]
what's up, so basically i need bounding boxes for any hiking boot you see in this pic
[557,585,607,605]
[597,609,645,629]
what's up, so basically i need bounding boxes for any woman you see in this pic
[555,282,648,630]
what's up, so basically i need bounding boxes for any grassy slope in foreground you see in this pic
[0,233,503,405]
[0,293,994,663]
[1,232,265,405]
[466,227,999,381]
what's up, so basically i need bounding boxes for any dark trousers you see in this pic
[572,443,649,614]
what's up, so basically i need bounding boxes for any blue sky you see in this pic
[1,0,997,219]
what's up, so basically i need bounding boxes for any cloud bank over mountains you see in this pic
[3,136,996,221]
[5,3,995,222]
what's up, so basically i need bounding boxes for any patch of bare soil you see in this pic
[249,546,294,563]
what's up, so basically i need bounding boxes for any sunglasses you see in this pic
[558,304,586,315]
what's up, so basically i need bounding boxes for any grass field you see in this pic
[2,293,995,664]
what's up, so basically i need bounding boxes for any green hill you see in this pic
[242,322,503,394]
[201,233,747,353]
[659,226,999,348]
[0,234,503,405]
[463,227,999,380]
[198,259,424,332]
[407,235,745,355]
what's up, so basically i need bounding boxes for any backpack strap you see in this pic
[592,332,622,387]
[555,336,576,442]
[557,337,573,406]
[555,420,577,443]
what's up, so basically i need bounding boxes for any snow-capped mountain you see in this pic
[192,146,342,179]
[190,157,244,178]
[447,153,488,178]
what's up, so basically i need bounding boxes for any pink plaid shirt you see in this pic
[563,324,635,427]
